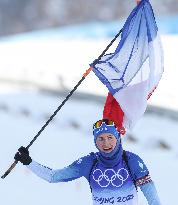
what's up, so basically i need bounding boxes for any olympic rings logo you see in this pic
[92,168,129,188]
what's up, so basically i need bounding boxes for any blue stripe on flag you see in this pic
[91,0,160,95]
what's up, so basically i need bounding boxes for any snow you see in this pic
[0,21,178,205]
[0,89,178,205]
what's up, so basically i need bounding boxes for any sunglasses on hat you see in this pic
[93,119,116,129]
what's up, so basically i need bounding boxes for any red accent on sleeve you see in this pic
[136,175,152,186]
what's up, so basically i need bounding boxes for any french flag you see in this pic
[91,0,164,133]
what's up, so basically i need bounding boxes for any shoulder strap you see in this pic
[122,150,138,191]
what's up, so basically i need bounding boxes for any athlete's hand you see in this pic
[136,0,141,4]
[14,146,32,165]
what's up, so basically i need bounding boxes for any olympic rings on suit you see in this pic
[92,168,129,188]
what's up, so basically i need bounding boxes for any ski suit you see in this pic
[27,151,161,205]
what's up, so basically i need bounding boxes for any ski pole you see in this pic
[1,28,123,179]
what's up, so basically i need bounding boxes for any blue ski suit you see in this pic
[27,150,161,205]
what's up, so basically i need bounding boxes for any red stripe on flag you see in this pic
[103,93,126,135]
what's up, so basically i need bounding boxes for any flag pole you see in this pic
[1,28,123,179]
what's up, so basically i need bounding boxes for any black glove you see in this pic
[14,146,32,165]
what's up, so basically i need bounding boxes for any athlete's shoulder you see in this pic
[89,152,99,160]
[125,151,144,162]
[71,152,98,179]
[125,150,149,179]
[74,152,98,165]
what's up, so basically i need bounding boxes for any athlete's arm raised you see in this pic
[14,146,96,183]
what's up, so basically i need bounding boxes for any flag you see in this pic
[91,0,164,132]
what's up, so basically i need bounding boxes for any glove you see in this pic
[14,146,32,165]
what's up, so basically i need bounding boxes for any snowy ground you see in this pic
[0,89,178,205]
[0,21,178,205]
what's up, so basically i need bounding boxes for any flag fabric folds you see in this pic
[91,0,164,131]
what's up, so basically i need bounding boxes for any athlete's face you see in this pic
[96,133,117,153]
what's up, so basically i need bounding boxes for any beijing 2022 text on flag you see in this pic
[91,0,164,132]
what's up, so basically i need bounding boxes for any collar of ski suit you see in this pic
[97,141,123,167]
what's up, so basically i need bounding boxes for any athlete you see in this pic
[15,119,161,205]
